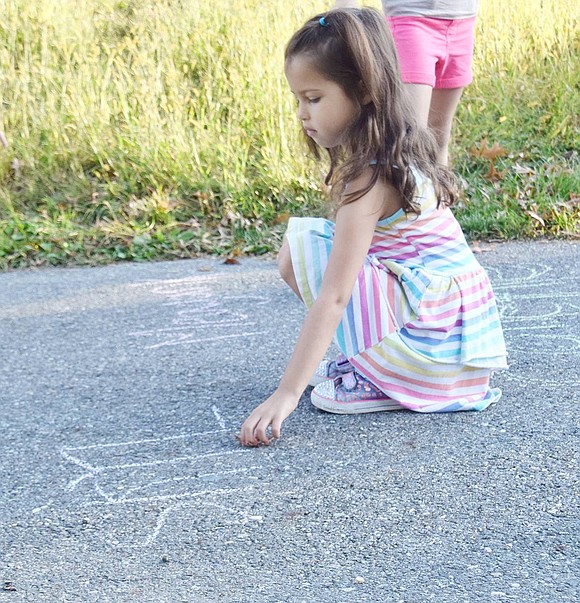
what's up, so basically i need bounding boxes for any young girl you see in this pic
[238,7,507,447]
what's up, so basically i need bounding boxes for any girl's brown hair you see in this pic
[285,8,458,212]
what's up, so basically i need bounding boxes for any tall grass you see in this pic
[0,0,578,268]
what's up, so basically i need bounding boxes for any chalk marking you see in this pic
[125,487,299,548]
[32,500,54,514]
[145,330,266,350]
[126,502,190,548]
[62,429,227,452]
[129,320,256,337]
[119,466,263,499]
[500,305,564,321]
[212,405,227,430]
[503,325,567,332]
[59,413,256,513]
[130,279,273,351]
[82,486,261,507]
[496,293,578,303]
[64,449,251,474]
[65,472,94,492]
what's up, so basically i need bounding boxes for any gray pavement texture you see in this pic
[0,240,578,603]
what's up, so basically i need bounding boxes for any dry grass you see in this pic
[0,0,578,268]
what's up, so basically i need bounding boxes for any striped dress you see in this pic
[286,170,508,412]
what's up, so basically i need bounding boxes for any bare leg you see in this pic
[403,83,432,128]
[278,237,302,301]
[428,87,464,165]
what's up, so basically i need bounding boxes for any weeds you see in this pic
[0,0,578,269]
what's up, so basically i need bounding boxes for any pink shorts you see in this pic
[387,16,476,89]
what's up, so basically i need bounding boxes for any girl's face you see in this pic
[285,53,359,149]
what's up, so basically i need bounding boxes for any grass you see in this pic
[0,0,578,269]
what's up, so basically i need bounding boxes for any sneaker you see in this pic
[310,371,401,414]
[309,353,354,387]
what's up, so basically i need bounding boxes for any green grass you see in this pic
[0,0,578,269]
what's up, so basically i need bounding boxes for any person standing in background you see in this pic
[334,1,478,165]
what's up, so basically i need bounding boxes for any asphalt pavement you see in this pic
[0,240,578,603]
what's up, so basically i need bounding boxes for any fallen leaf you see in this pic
[275,212,290,225]
[470,242,493,253]
[480,141,507,161]
[525,210,545,226]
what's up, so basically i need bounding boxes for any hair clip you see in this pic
[319,17,329,27]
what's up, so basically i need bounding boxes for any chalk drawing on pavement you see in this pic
[486,261,580,388]
[58,405,288,547]
[489,264,579,337]
[128,276,270,349]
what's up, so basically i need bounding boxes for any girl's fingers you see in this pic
[270,417,282,439]
[254,417,272,445]
[239,396,295,446]
[240,414,267,446]
[239,414,281,446]
[239,416,260,446]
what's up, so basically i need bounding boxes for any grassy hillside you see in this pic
[0,0,578,269]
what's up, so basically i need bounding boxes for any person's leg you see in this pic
[402,83,432,128]
[430,16,477,164]
[428,87,464,165]
[277,237,302,300]
[387,17,438,130]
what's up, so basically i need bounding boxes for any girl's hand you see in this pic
[238,391,299,446]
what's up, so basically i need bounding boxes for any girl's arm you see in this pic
[239,176,400,446]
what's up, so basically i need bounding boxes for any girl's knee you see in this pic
[278,238,302,300]
[277,238,293,282]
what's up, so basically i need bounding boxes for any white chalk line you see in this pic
[126,501,197,548]
[500,376,580,387]
[129,282,273,352]
[66,472,94,492]
[32,500,54,514]
[503,324,573,332]
[167,295,271,307]
[65,449,251,477]
[129,320,256,337]
[147,276,220,289]
[493,279,577,290]
[145,330,267,349]
[119,466,263,499]
[82,484,267,508]
[104,449,252,472]
[62,409,238,494]
[125,487,299,548]
[485,263,573,283]
[64,448,260,502]
[500,305,565,322]
[495,291,579,300]
[212,405,227,430]
[62,429,228,452]
[504,332,580,345]
[61,448,98,470]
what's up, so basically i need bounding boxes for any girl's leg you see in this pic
[278,237,302,301]
[428,87,464,165]
[403,83,432,127]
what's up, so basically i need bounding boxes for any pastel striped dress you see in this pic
[286,170,508,412]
